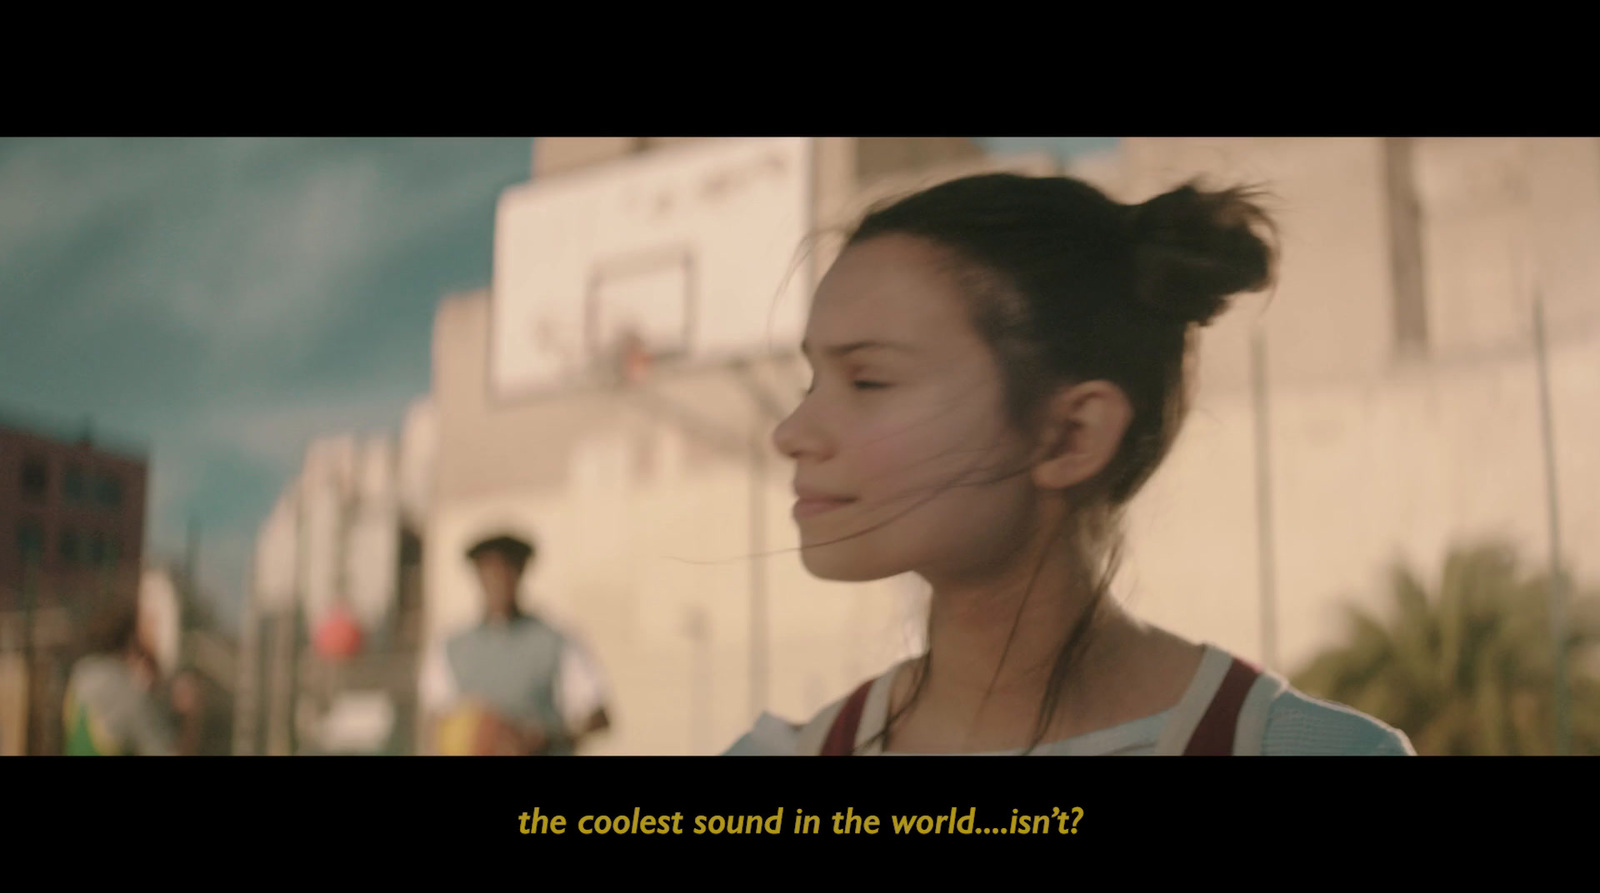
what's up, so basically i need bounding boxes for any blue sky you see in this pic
[0,136,1117,631]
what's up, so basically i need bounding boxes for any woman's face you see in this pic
[774,235,1039,584]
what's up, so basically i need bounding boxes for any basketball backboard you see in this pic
[491,137,814,400]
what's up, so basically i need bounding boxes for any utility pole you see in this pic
[186,517,200,591]
[748,419,768,721]
[1251,327,1280,672]
[1532,293,1571,755]
[20,559,37,756]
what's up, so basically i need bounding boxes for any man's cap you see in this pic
[466,533,536,565]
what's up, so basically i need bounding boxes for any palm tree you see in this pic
[1291,541,1600,755]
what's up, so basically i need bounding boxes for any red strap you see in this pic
[819,680,875,756]
[1183,657,1262,756]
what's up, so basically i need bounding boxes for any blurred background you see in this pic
[1,136,1595,757]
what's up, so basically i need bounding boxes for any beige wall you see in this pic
[1070,137,1600,394]
[1073,137,1600,672]
[1122,326,1600,673]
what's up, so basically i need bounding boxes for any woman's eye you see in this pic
[852,380,888,391]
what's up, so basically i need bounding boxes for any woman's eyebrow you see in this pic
[800,339,916,359]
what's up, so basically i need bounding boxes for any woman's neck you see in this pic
[919,547,1109,735]
[889,530,1199,754]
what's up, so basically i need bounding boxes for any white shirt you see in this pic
[723,644,1415,756]
[419,626,609,734]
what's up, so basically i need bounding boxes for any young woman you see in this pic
[724,173,1414,756]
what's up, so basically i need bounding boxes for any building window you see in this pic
[59,529,82,567]
[21,456,49,502]
[64,464,88,504]
[106,538,122,566]
[94,473,124,509]
[16,519,45,565]
[88,533,108,566]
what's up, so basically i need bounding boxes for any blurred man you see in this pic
[63,598,195,756]
[422,533,611,756]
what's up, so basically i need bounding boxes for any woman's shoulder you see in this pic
[1187,643,1413,755]
[1259,683,1416,756]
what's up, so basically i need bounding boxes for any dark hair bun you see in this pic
[1126,182,1277,327]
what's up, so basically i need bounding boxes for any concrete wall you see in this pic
[1069,137,1600,393]
[1121,325,1600,674]
[1069,137,1600,673]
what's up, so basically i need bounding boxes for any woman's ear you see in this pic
[1030,381,1133,490]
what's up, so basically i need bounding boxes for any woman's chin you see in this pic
[799,542,900,583]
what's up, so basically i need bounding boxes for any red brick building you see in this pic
[0,414,148,754]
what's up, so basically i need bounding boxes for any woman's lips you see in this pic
[793,496,856,519]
